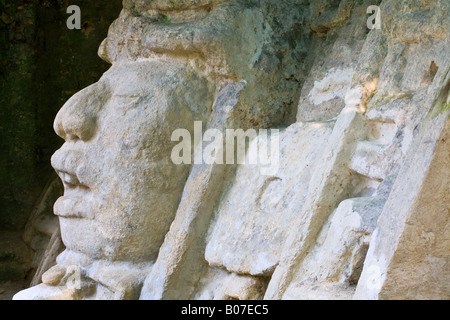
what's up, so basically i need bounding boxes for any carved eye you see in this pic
[256,177,284,212]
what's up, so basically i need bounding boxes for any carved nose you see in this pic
[54,82,108,142]
[54,100,97,142]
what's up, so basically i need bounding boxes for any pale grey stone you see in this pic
[15,0,450,300]
[204,122,333,276]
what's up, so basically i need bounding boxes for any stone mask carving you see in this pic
[13,0,306,300]
[51,60,213,264]
[15,0,447,301]
[14,59,213,299]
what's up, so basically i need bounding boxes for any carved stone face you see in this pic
[51,60,212,264]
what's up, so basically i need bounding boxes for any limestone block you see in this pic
[193,268,268,300]
[265,102,367,299]
[139,80,246,300]
[205,122,333,276]
[310,0,355,34]
[354,82,449,300]
[13,284,78,301]
[41,265,66,286]
[282,197,383,299]
[100,2,268,78]
[349,141,392,182]
[296,0,370,122]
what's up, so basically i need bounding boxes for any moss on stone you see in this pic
[158,13,171,24]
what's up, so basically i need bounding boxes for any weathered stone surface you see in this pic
[354,81,450,300]
[139,80,245,300]
[204,122,333,276]
[296,0,370,122]
[193,268,268,300]
[99,0,311,129]
[265,0,449,300]
[282,197,384,299]
[51,59,213,266]
[41,265,66,286]
[13,284,79,301]
[13,0,450,300]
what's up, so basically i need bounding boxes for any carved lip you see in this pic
[54,170,95,220]
[54,192,95,220]
[57,170,85,187]
[54,187,95,220]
